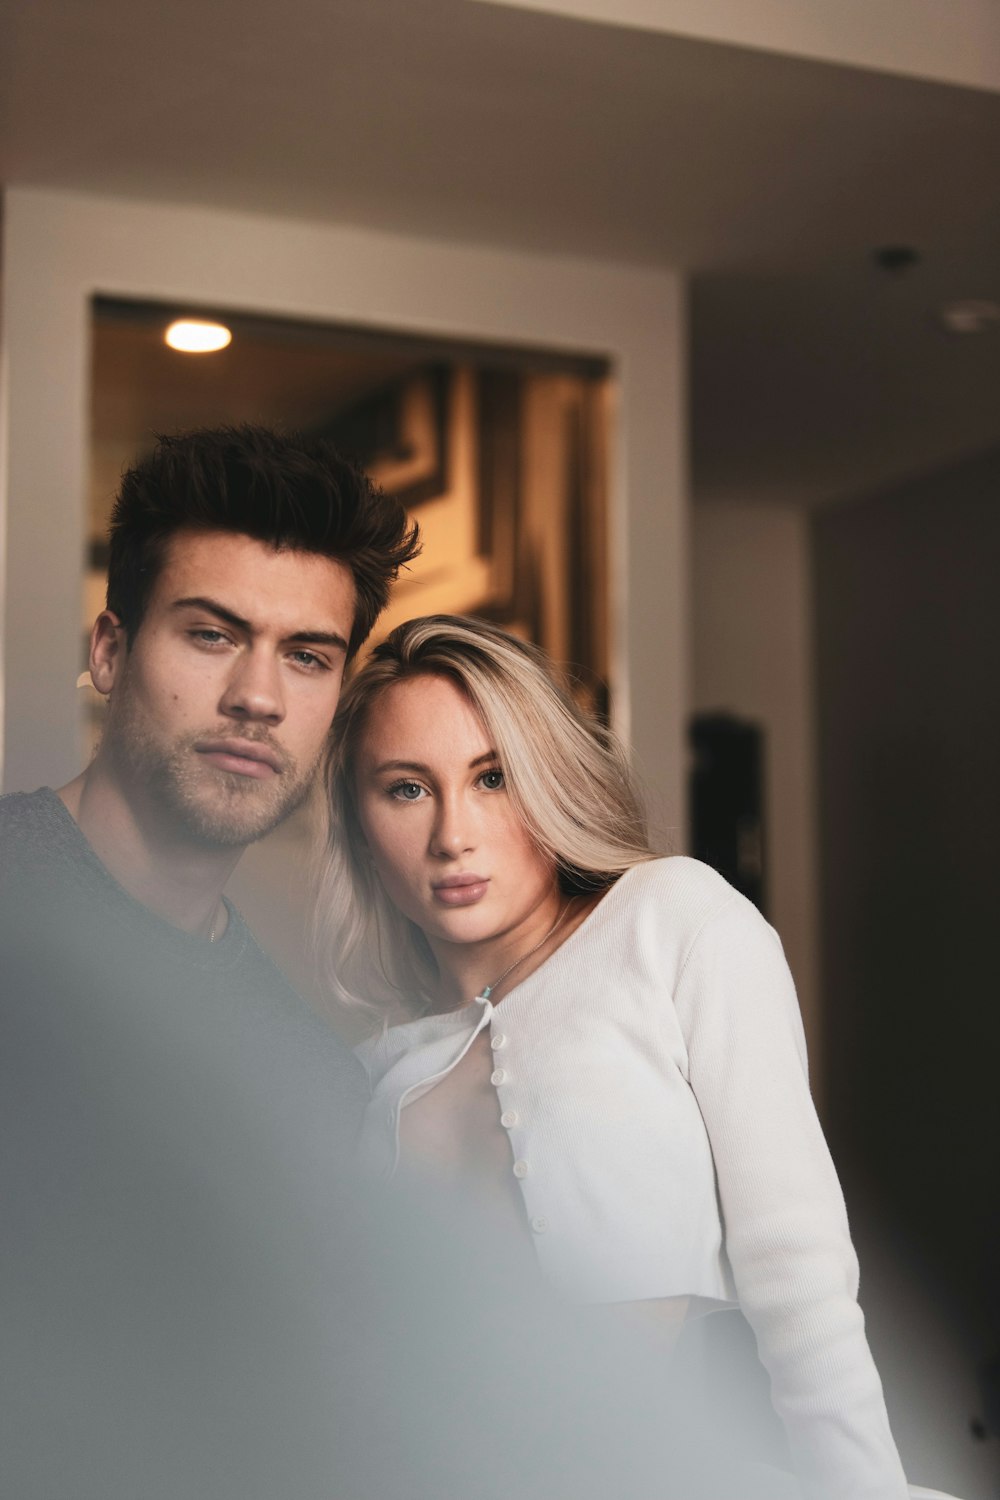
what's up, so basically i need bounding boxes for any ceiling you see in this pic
[2,0,999,506]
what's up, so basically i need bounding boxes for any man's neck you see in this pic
[58,763,240,938]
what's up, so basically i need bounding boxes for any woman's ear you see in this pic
[89,611,126,697]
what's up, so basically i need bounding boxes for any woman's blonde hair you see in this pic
[316,615,654,1019]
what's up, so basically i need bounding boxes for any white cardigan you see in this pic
[356,857,908,1499]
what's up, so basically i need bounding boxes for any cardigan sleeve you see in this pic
[671,892,908,1500]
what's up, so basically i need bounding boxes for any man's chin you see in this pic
[165,774,313,850]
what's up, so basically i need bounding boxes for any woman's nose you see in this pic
[429,796,474,859]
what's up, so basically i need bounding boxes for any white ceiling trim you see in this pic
[468,0,1000,92]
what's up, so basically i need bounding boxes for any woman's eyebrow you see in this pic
[371,751,499,774]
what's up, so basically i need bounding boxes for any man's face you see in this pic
[95,529,356,847]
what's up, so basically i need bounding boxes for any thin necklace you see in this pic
[478,902,570,1002]
[208,903,221,944]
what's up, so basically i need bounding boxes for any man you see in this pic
[11,422,416,941]
[3,422,419,1088]
[0,425,419,1498]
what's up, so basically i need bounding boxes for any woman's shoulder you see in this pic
[619,854,745,923]
[613,856,776,965]
[620,860,799,1038]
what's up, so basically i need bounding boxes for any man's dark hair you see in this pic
[107,425,420,658]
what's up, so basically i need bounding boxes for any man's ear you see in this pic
[89,611,127,696]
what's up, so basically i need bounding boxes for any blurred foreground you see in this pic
[2,900,799,1499]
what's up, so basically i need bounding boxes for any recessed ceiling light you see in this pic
[165,318,233,353]
[940,300,1000,335]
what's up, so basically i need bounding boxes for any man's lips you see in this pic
[432,874,490,907]
[194,739,283,779]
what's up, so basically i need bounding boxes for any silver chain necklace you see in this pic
[478,902,570,1002]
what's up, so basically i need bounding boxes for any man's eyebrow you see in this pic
[289,629,350,651]
[172,596,251,632]
[171,596,348,652]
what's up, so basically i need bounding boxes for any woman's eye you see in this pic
[478,768,505,791]
[389,780,427,802]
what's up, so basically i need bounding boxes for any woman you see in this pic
[318,614,909,1499]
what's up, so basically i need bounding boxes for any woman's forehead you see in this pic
[360,673,490,755]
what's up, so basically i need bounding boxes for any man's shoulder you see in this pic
[220,905,311,1011]
[1,785,63,833]
[227,913,363,1057]
[193,906,369,1132]
[0,787,82,884]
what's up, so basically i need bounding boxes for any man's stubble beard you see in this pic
[104,693,321,850]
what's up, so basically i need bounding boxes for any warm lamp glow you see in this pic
[165,319,233,353]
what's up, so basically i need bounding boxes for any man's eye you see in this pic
[479,769,505,791]
[388,781,426,802]
[191,629,229,646]
[290,649,326,670]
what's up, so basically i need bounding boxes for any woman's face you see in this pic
[353,673,560,953]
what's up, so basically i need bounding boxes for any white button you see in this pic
[512,1159,529,1179]
[490,1033,506,1050]
[530,1216,548,1234]
[490,1068,506,1086]
[500,1110,518,1129]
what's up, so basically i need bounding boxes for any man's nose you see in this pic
[219,648,285,725]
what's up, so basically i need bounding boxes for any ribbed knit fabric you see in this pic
[357,856,909,1499]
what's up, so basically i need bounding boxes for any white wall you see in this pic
[0,186,687,835]
[691,499,820,1087]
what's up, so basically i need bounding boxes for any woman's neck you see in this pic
[429,888,602,1012]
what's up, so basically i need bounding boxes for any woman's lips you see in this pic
[432,876,489,907]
